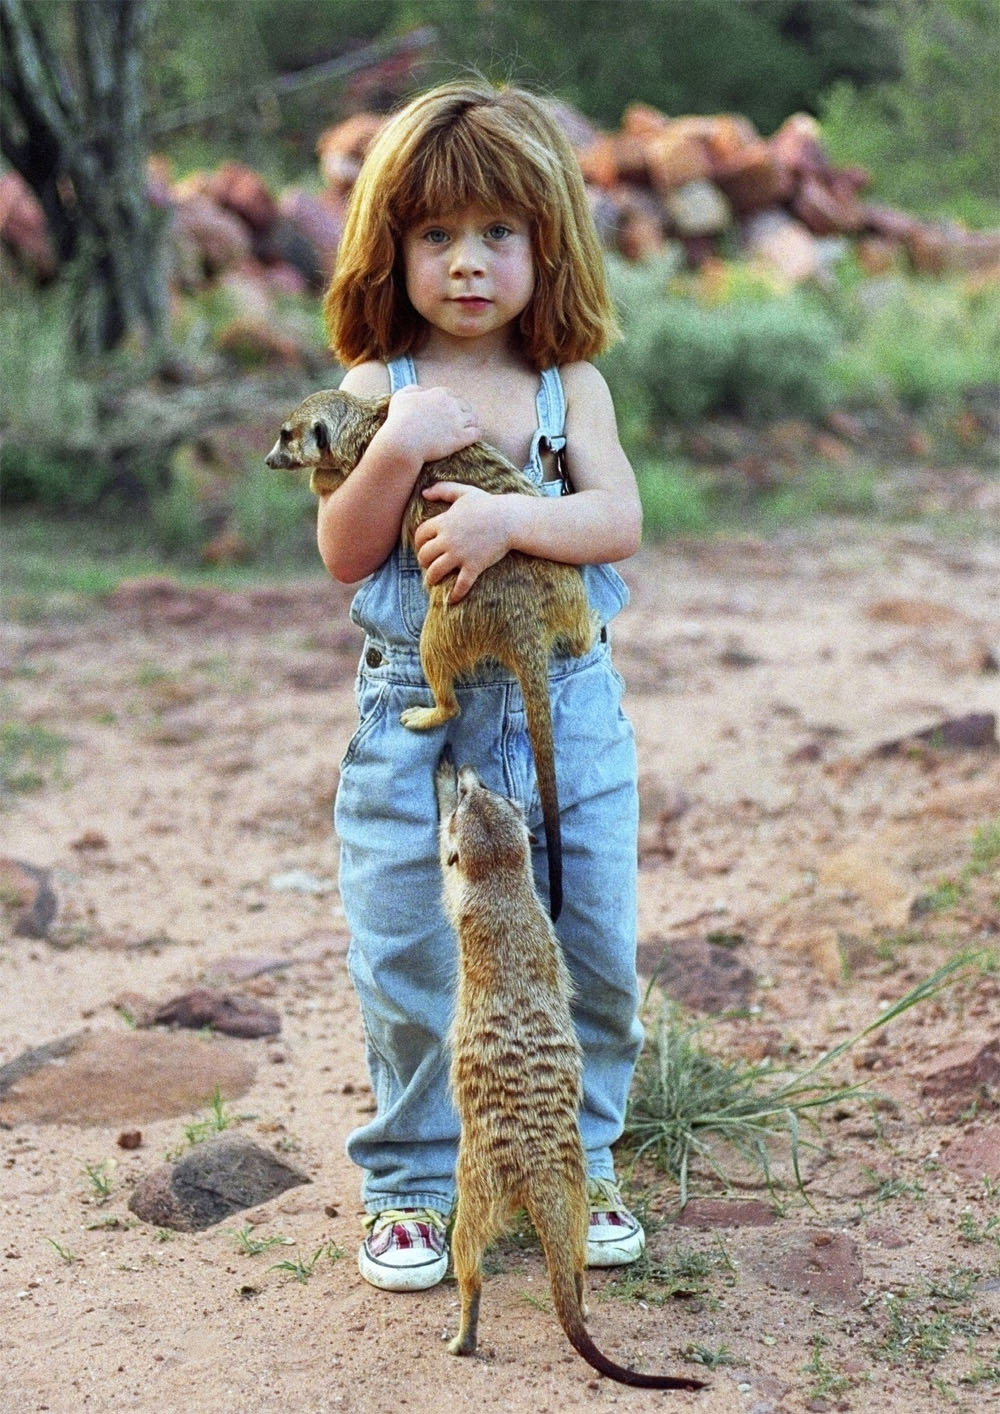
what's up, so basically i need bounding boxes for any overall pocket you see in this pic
[398,548,428,640]
[583,562,631,624]
[340,675,389,771]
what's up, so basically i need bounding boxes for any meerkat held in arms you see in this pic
[434,752,706,1391]
[266,387,598,921]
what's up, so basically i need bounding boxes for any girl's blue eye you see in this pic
[487,224,511,240]
[423,228,449,244]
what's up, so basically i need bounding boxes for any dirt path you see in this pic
[2,525,998,1414]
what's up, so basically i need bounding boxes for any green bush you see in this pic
[602,256,839,429]
[232,464,315,559]
[0,283,105,507]
[828,271,1000,409]
[819,0,1000,226]
[634,460,712,537]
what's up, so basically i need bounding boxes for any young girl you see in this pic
[319,79,645,1293]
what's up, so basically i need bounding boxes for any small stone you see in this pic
[875,712,998,757]
[0,858,58,939]
[71,831,109,851]
[117,1130,143,1150]
[921,1040,1000,1120]
[128,1132,310,1231]
[664,179,732,237]
[149,987,281,1039]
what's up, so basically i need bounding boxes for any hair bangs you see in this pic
[396,112,553,232]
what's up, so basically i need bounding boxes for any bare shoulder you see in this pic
[560,362,619,431]
[339,360,391,397]
[559,361,612,402]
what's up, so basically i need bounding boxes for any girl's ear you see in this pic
[313,420,330,452]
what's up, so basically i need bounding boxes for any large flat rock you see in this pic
[0,1028,256,1126]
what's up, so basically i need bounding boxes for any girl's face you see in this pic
[402,205,535,346]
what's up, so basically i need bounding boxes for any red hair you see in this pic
[324,80,619,370]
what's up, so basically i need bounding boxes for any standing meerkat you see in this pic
[435,752,706,1392]
[266,387,598,921]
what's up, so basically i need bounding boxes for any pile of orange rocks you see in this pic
[314,101,1000,284]
[2,101,997,315]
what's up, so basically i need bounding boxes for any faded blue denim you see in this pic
[333,361,643,1217]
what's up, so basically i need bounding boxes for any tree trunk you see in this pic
[0,0,166,360]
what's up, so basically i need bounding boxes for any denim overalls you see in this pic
[334,356,643,1218]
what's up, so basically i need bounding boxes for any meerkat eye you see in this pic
[313,420,330,452]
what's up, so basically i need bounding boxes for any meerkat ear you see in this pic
[313,419,330,452]
[447,850,459,867]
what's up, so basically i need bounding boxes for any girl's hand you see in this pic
[381,385,481,466]
[414,483,515,603]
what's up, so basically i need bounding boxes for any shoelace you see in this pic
[586,1177,628,1213]
[364,1207,447,1238]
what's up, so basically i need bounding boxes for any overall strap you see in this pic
[524,365,568,486]
[386,354,418,392]
[535,366,567,452]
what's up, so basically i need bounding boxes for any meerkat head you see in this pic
[265,389,390,490]
[446,765,531,880]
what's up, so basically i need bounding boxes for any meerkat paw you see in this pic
[400,705,456,731]
[448,1333,477,1357]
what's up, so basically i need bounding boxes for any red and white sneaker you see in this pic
[585,1178,646,1267]
[358,1208,449,1291]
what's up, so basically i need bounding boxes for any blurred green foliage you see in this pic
[820,0,1000,224]
[601,255,840,429]
[397,0,901,133]
[141,0,903,177]
[830,272,1000,408]
[0,283,103,507]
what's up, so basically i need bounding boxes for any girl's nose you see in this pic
[449,234,485,277]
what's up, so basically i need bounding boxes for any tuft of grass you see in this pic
[686,1343,735,1370]
[82,1161,114,1204]
[268,1241,344,1283]
[862,1168,926,1206]
[602,1239,733,1307]
[624,957,975,1205]
[46,1237,78,1265]
[229,1224,294,1257]
[802,1334,855,1400]
[0,720,68,795]
[166,1087,255,1158]
[969,817,1000,877]
[912,816,1000,920]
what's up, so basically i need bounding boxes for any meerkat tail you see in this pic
[534,1206,707,1391]
[511,640,563,921]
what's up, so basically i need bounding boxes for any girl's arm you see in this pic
[415,363,641,601]
[316,363,481,583]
